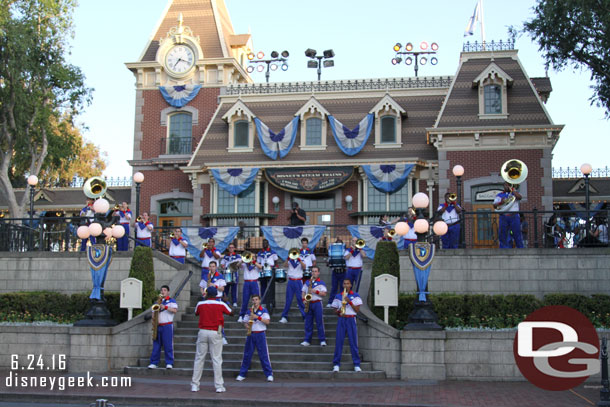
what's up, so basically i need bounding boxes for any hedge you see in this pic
[0,291,127,324]
[129,246,156,316]
[372,293,610,329]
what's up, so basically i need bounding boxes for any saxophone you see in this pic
[304,276,314,313]
[246,304,255,336]
[339,288,348,316]
[151,295,163,340]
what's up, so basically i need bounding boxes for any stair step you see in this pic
[173,335,350,346]
[173,343,351,354]
[137,359,373,370]
[142,351,355,363]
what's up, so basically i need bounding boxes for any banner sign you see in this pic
[265,166,353,194]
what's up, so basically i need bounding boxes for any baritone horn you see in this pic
[288,248,300,260]
[355,239,365,249]
[83,176,107,199]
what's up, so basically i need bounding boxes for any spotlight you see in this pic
[405,57,413,65]
[393,43,402,52]
[305,48,317,58]
[391,57,402,65]
[271,50,279,58]
[247,52,255,60]
[405,42,413,51]
[323,60,334,68]
[323,49,335,58]
[257,64,264,72]
[430,57,438,65]
[247,65,254,73]
[307,60,318,68]
[281,63,288,71]
[257,51,264,59]
[281,50,289,58]
[270,63,278,71]
[420,41,428,50]
[431,42,439,51]
[420,57,427,65]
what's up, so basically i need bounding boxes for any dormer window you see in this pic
[305,117,323,146]
[222,100,256,152]
[370,94,405,148]
[473,62,513,119]
[295,97,329,150]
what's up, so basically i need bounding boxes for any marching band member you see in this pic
[238,254,261,323]
[169,228,188,263]
[301,266,327,347]
[148,285,177,369]
[403,209,417,248]
[331,279,362,373]
[200,237,221,282]
[115,202,131,251]
[437,193,462,249]
[236,294,274,382]
[300,237,316,283]
[327,238,346,309]
[191,286,233,393]
[199,261,229,345]
[135,212,154,247]
[344,238,366,292]
[257,239,278,299]
[221,243,240,307]
[279,252,306,323]
[79,198,96,251]
[493,182,524,248]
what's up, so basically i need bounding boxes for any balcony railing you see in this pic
[462,39,515,52]
[160,136,193,156]
[552,166,610,179]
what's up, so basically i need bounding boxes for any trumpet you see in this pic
[355,238,365,249]
[339,288,348,316]
[202,241,208,249]
[388,229,397,238]
[408,208,416,218]
[448,193,457,203]
[241,251,253,263]
[136,215,143,223]
[288,248,300,260]
[113,203,120,211]
[169,232,175,239]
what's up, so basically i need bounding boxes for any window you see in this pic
[484,85,502,114]
[168,113,192,155]
[305,118,322,146]
[217,183,256,214]
[380,116,396,143]
[234,120,249,147]
[159,199,193,216]
[294,196,335,211]
[366,180,410,212]
[367,182,386,211]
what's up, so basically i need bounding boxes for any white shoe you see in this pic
[223,338,228,345]
[279,317,288,324]
[191,384,199,392]
[326,303,333,308]
[233,303,238,307]
[320,341,327,347]
[300,341,310,346]
[236,375,245,381]
[147,364,157,369]
[216,387,226,393]
[237,316,243,323]
[354,366,362,372]
[166,364,173,369]
[267,375,274,382]
[332,365,340,372]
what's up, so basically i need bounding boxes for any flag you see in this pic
[210,167,259,196]
[254,116,299,160]
[464,0,481,37]
[328,114,374,156]
[260,226,326,260]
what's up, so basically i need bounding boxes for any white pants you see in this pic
[191,328,224,389]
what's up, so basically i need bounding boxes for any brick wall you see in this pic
[138,170,193,220]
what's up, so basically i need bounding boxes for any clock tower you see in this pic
[125,0,252,228]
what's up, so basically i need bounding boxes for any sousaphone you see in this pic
[495,159,528,212]
[83,176,107,199]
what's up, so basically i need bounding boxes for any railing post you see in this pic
[38,222,44,251]
[533,208,539,248]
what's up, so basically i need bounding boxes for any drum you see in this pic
[303,267,312,279]
[328,243,346,268]
[224,270,236,285]
[259,266,273,280]
[274,268,287,283]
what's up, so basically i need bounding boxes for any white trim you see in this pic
[299,115,327,149]
[221,99,256,122]
[210,0,230,58]
[161,106,199,126]
[149,191,193,217]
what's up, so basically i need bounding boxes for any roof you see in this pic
[553,178,610,203]
[0,187,132,211]
[140,0,239,62]
[189,91,446,168]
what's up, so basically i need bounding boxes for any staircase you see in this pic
[125,263,385,380]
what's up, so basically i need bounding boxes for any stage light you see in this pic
[247,65,254,73]
[257,51,264,59]
[270,64,278,71]
[405,57,413,65]
[247,52,255,60]
[431,42,439,51]
[305,48,317,58]
[430,57,438,65]
[405,42,413,51]
[420,41,428,50]
[393,43,402,52]
[271,50,279,58]
[308,60,318,68]
[281,50,289,58]
[420,57,427,65]
[323,60,334,68]
[281,63,288,71]
[323,49,335,58]
[257,64,264,72]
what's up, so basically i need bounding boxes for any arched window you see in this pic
[168,113,192,155]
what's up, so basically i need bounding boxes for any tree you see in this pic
[519,0,610,117]
[0,0,92,217]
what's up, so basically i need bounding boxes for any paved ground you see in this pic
[0,370,604,406]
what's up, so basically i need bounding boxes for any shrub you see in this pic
[128,246,156,316]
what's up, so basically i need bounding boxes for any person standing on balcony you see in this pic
[289,202,306,226]
[493,182,523,249]
[436,193,462,249]
[135,212,154,248]
[115,202,132,251]
[79,198,96,251]
[169,228,188,263]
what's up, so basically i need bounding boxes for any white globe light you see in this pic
[93,198,110,214]
[77,225,91,239]
[414,219,429,234]
[133,172,145,183]
[452,165,465,177]
[580,163,593,176]
[103,227,113,237]
[345,195,353,203]
[27,175,39,186]
[412,193,429,209]
[395,221,410,236]
[88,222,103,237]
[272,196,280,204]
[433,221,449,236]
[112,225,125,238]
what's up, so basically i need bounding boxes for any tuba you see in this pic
[288,248,300,260]
[151,295,163,340]
[355,238,365,249]
[83,176,107,199]
[495,159,528,212]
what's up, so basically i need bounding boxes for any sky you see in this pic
[68,0,610,178]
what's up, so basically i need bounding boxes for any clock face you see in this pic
[165,45,195,76]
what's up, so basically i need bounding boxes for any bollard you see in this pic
[599,337,610,406]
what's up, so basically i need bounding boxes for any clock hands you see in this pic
[173,58,184,70]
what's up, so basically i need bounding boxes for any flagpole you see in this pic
[480,0,486,49]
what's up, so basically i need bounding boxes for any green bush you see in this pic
[369,241,400,325]
[0,291,127,324]
[373,293,608,330]
[128,246,156,316]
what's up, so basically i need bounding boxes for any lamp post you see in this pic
[133,172,144,244]
[581,163,592,240]
[246,50,289,83]
[305,48,335,81]
[391,42,438,77]
[397,192,447,330]
[27,175,38,250]
[272,196,280,211]
[345,195,353,211]
[453,165,465,248]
